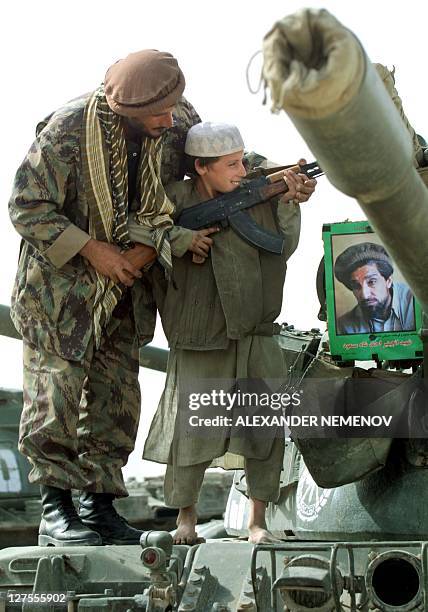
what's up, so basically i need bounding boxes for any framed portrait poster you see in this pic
[323,220,423,362]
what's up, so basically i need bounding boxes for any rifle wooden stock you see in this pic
[259,177,290,201]
[258,165,301,200]
[122,243,157,271]
[257,163,318,200]
[267,165,301,182]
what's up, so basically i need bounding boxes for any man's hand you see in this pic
[80,239,142,287]
[296,157,317,203]
[188,227,219,259]
[280,166,317,205]
[121,243,157,271]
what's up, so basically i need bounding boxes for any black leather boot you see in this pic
[38,485,102,546]
[79,492,143,545]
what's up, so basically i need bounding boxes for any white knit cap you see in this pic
[185,122,245,157]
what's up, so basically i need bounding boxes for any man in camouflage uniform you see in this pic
[8,50,205,546]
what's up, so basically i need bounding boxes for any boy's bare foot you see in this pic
[248,525,282,544]
[247,497,282,544]
[173,505,205,545]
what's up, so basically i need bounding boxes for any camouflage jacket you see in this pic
[9,93,201,361]
[374,63,423,167]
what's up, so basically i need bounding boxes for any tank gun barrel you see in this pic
[263,9,428,313]
[0,303,168,373]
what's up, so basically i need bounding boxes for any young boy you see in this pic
[139,122,316,544]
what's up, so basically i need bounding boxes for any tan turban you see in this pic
[105,49,185,118]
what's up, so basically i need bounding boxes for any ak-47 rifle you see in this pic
[176,161,324,255]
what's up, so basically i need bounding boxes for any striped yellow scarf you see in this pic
[82,86,174,346]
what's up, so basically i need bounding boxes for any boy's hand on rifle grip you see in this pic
[189,226,219,263]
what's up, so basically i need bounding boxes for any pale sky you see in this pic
[1,1,426,477]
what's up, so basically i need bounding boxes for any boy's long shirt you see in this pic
[129,176,301,349]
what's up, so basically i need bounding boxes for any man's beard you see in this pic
[124,118,168,140]
[360,294,392,320]
[142,126,168,138]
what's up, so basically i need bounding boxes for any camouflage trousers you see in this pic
[164,437,284,508]
[19,302,140,497]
